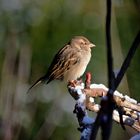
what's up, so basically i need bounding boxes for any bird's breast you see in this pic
[64,51,91,81]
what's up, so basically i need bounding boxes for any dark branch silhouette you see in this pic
[90,0,114,139]
[106,0,115,90]
[114,31,140,90]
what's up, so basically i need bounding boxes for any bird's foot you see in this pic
[68,79,83,87]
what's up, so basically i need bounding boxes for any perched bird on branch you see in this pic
[28,36,95,93]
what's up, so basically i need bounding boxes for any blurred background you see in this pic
[0,0,140,139]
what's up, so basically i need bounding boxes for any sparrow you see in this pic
[28,36,95,93]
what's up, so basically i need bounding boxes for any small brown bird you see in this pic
[28,36,95,93]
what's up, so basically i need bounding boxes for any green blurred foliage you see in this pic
[0,0,139,140]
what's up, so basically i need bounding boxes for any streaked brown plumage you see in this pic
[28,36,95,93]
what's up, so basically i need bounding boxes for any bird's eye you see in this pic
[80,41,86,45]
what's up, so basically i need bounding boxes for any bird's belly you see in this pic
[64,54,91,81]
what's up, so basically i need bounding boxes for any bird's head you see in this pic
[70,36,95,51]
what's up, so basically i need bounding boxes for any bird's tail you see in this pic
[27,76,47,94]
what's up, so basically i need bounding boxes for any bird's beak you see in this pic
[89,43,96,48]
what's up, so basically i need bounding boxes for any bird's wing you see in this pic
[46,45,80,83]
